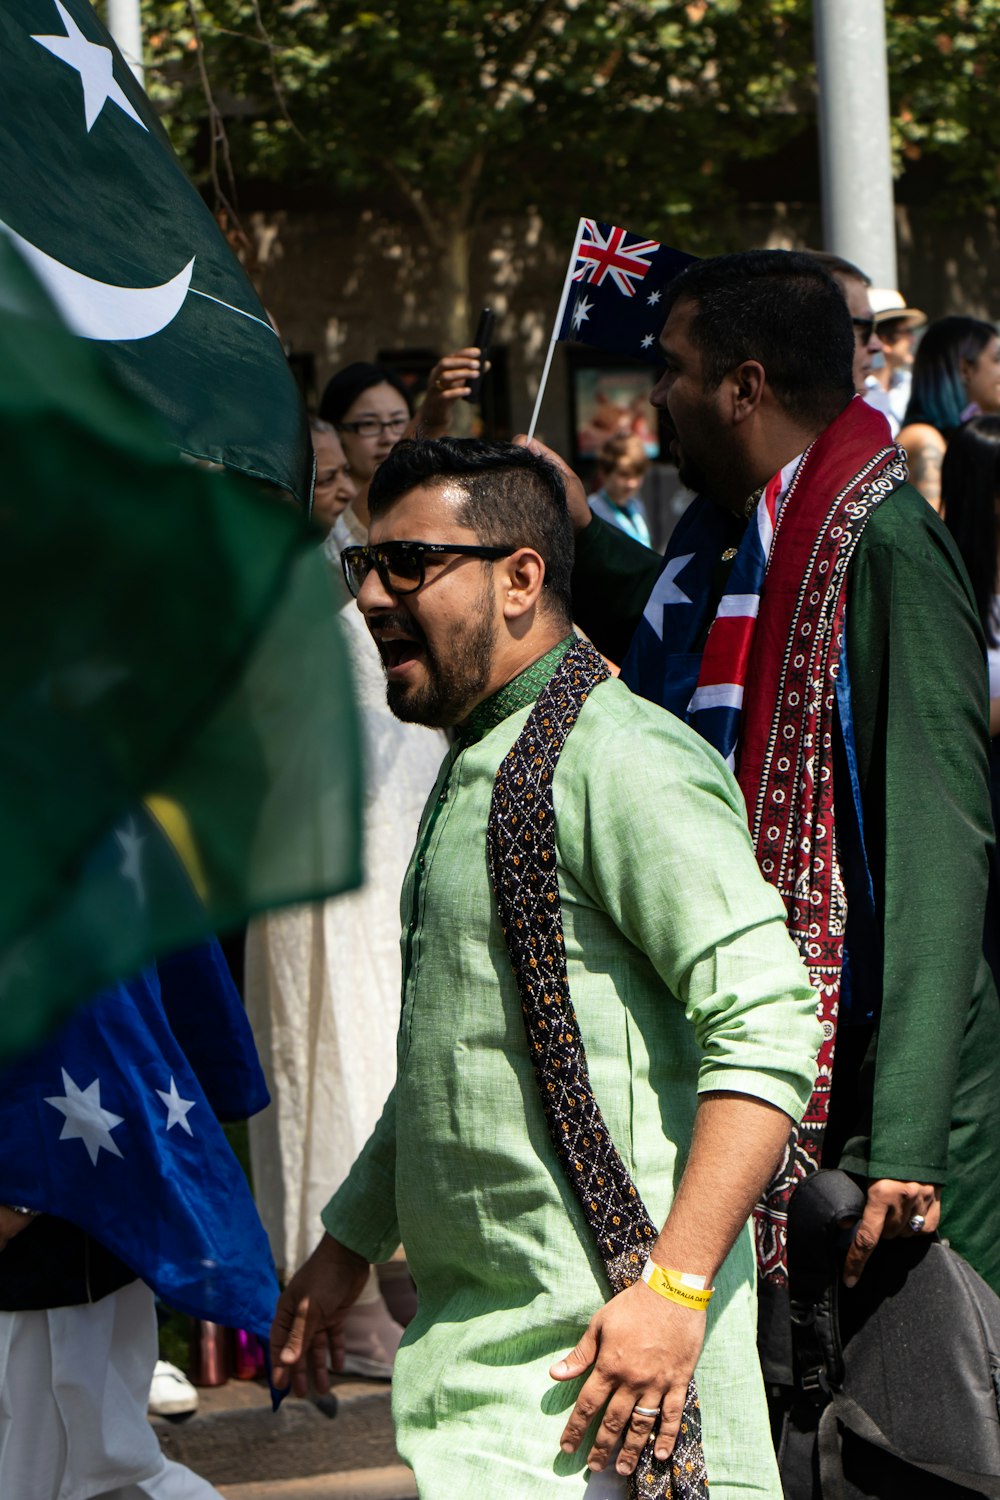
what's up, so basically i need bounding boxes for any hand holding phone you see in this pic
[464,307,495,403]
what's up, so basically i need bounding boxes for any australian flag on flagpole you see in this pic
[0,941,280,1342]
[555,218,698,365]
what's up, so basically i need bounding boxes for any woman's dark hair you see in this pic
[940,415,1000,645]
[368,437,574,620]
[903,317,996,439]
[318,362,414,426]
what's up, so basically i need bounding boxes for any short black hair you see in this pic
[368,438,573,621]
[661,249,856,426]
[319,361,414,425]
[804,249,872,287]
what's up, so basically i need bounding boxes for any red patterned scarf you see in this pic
[734,398,907,1284]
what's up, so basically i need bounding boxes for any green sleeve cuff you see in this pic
[319,1089,401,1264]
[696,1067,809,1128]
[321,1192,401,1266]
[837,1150,948,1187]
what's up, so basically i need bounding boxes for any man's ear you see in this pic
[501,547,547,620]
[729,360,767,425]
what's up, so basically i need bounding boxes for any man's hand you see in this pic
[270,1233,370,1397]
[513,434,592,535]
[550,1279,706,1476]
[413,348,485,438]
[842,1179,941,1287]
[0,1206,37,1251]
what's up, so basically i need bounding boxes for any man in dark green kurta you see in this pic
[540,250,1000,1303]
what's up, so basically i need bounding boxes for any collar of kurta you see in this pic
[456,634,576,746]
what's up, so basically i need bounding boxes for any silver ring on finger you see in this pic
[632,1405,660,1418]
[908,1214,926,1233]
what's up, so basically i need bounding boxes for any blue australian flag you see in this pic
[555,218,697,366]
[0,939,279,1340]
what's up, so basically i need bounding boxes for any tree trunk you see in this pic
[438,213,473,352]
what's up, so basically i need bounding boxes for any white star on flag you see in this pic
[32,0,148,134]
[157,1076,196,1135]
[45,1068,124,1165]
[115,816,147,907]
[647,290,662,305]
[642,553,695,640]
[641,334,655,349]
[570,296,593,332]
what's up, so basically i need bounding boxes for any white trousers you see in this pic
[0,1279,222,1500]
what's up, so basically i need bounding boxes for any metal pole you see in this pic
[812,0,897,288]
[107,0,144,86]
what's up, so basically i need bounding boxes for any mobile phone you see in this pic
[464,307,495,403]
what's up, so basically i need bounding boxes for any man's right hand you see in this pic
[513,434,593,535]
[0,1206,37,1251]
[270,1233,370,1396]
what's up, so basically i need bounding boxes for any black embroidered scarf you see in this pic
[486,637,709,1500]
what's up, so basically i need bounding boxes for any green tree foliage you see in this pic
[886,0,1000,207]
[138,1,1000,338]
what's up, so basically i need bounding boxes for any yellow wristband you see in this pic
[640,1258,713,1311]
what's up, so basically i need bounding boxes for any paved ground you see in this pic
[153,1373,411,1497]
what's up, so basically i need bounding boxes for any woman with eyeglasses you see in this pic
[898,316,1000,512]
[319,352,484,538]
[939,415,1000,993]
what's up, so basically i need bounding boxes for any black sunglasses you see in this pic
[341,540,515,598]
[851,316,878,343]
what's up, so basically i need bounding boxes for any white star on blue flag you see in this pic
[45,1068,124,1165]
[571,295,594,332]
[157,1075,197,1135]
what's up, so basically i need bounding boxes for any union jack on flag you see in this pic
[555,217,697,366]
[572,219,663,298]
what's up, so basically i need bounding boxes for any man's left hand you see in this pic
[549,1278,707,1476]
[842,1178,941,1287]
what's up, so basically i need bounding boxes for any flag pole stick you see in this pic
[526,218,587,441]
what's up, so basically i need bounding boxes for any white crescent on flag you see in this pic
[0,220,194,341]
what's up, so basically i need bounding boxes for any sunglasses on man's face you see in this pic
[851,316,879,344]
[341,540,516,598]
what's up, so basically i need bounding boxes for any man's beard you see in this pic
[676,452,711,495]
[383,583,498,728]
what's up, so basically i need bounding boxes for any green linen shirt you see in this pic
[572,490,1000,1293]
[323,644,821,1500]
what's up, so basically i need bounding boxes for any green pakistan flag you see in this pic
[0,0,311,506]
[0,5,365,1060]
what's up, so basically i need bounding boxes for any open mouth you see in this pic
[376,636,425,678]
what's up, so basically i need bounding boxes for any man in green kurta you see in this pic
[271,438,822,1500]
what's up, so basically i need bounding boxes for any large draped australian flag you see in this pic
[0,0,311,507]
[0,942,279,1339]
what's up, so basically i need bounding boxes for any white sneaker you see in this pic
[148,1359,199,1417]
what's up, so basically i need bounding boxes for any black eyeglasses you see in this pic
[341,540,515,598]
[851,317,878,343]
[337,416,410,439]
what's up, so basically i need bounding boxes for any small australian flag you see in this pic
[556,218,697,366]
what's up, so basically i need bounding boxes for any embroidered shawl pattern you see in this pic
[735,401,908,1284]
[487,637,709,1500]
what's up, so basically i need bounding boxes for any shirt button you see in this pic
[417,855,426,870]
[438,788,448,802]
[407,920,417,935]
